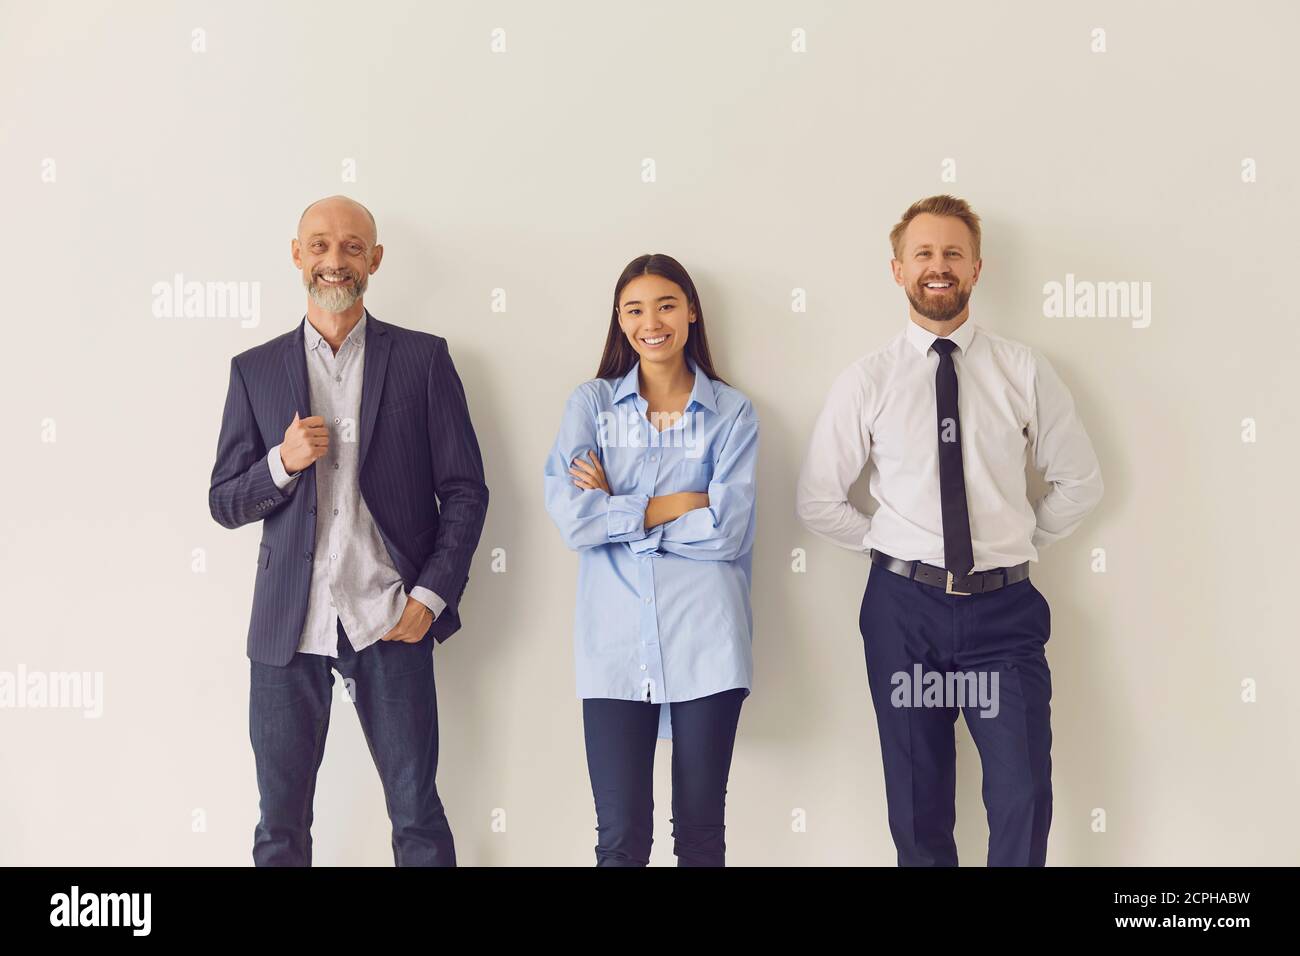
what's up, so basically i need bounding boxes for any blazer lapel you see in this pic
[282,316,310,417]
[358,312,390,470]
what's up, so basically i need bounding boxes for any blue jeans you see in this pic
[249,618,455,866]
[582,689,745,867]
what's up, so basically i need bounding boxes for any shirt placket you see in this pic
[322,343,344,639]
[632,400,668,702]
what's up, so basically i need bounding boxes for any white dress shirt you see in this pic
[266,311,445,657]
[796,318,1103,570]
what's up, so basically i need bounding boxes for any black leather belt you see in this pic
[870,549,1029,596]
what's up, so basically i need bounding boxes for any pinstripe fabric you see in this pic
[209,312,490,666]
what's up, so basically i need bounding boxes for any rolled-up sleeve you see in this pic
[657,404,759,562]
[544,391,651,551]
[606,493,652,541]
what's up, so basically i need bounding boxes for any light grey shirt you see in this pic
[267,310,445,657]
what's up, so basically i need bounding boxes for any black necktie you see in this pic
[931,338,974,578]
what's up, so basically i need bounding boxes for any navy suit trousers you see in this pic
[859,560,1053,866]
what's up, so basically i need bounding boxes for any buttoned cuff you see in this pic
[267,444,300,491]
[409,586,446,621]
[606,493,650,542]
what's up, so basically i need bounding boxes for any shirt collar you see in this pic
[905,316,977,357]
[612,355,718,413]
[305,310,368,351]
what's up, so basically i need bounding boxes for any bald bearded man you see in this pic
[209,196,489,866]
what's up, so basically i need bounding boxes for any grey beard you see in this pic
[304,272,367,312]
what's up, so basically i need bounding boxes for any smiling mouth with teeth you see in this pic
[316,272,353,285]
[923,280,954,291]
[640,333,670,347]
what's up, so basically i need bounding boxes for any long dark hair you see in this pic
[595,253,728,386]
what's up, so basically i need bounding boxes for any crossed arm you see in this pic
[543,391,759,561]
[567,449,707,530]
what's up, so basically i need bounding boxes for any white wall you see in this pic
[1,0,1296,865]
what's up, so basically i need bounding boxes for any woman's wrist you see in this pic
[644,491,709,530]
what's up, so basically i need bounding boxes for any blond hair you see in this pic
[889,195,982,260]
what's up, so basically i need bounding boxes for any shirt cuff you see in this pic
[267,444,300,491]
[1030,526,1059,552]
[606,493,650,542]
[628,526,664,556]
[408,586,446,621]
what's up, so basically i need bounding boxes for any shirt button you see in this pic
[330,553,337,560]
[332,463,339,470]
[640,665,647,671]
[335,376,342,383]
[334,417,341,424]
[333,509,339,516]
[650,455,657,462]
[644,596,652,605]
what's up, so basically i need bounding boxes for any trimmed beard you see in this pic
[905,280,970,323]
[304,270,367,313]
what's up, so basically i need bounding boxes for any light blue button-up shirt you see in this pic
[544,357,758,739]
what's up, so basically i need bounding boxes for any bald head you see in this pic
[297,195,377,245]
[292,195,384,315]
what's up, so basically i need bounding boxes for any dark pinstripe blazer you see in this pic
[209,312,490,666]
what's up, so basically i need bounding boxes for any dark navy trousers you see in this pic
[859,561,1053,866]
[582,689,745,867]
[248,618,455,866]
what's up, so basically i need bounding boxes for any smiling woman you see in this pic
[543,252,759,867]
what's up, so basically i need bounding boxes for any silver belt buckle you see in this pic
[945,570,972,596]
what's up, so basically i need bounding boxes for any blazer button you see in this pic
[309,507,316,515]
[304,551,312,560]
